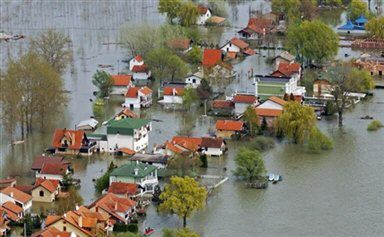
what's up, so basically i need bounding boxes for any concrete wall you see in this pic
[164,95,183,104]
[32,187,55,203]
[107,134,134,152]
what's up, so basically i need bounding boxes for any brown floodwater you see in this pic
[1,1,383,236]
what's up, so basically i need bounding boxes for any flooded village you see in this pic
[0,0,384,236]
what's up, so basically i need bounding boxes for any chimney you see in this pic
[10,192,13,198]
[75,204,79,211]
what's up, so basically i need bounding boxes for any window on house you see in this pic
[192,79,196,83]
[39,190,44,197]
[63,226,66,231]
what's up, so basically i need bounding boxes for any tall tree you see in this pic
[276,102,316,144]
[182,87,199,110]
[286,20,338,65]
[347,0,369,21]
[320,0,342,6]
[271,0,301,22]
[233,148,266,183]
[326,64,374,126]
[92,70,113,98]
[178,2,199,27]
[243,106,259,137]
[300,0,317,20]
[365,16,384,39]
[119,24,160,57]
[30,29,72,75]
[158,0,182,23]
[159,176,207,228]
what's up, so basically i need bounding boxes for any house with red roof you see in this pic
[271,62,302,81]
[221,37,255,56]
[129,55,151,81]
[167,38,193,53]
[238,18,275,39]
[31,178,60,203]
[211,100,234,116]
[108,182,139,199]
[51,129,96,156]
[0,212,10,236]
[203,49,222,68]
[111,74,133,95]
[215,120,246,139]
[0,186,32,213]
[122,86,152,109]
[197,5,212,25]
[202,49,235,78]
[0,178,16,189]
[255,96,286,127]
[35,162,71,181]
[31,226,74,237]
[114,108,138,120]
[161,82,187,104]
[232,93,258,115]
[88,193,137,224]
[0,202,24,222]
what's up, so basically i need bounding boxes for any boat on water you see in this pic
[268,174,282,183]
[143,227,155,236]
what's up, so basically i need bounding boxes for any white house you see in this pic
[129,55,151,81]
[111,74,133,95]
[197,5,212,25]
[35,162,71,182]
[109,162,158,193]
[220,37,256,56]
[257,96,286,110]
[129,55,144,71]
[185,71,203,88]
[162,84,186,104]
[106,118,152,153]
[122,86,153,109]
[0,187,32,213]
[201,137,226,156]
[273,51,295,69]
[254,96,287,127]
[254,75,306,98]
[232,93,258,115]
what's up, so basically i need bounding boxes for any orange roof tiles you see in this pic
[134,55,143,62]
[212,100,234,109]
[120,109,138,118]
[255,108,282,117]
[197,5,209,14]
[203,49,222,67]
[0,186,32,204]
[108,182,138,196]
[215,120,244,131]
[230,37,249,50]
[171,136,202,152]
[117,148,136,156]
[268,96,286,106]
[34,178,60,193]
[271,62,301,77]
[132,64,149,73]
[125,87,139,98]
[45,215,61,226]
[243,48,256,55]
[2,201,23,214]
[32,227,71,237]
[111,74,132,86]
[163,87,184,96]
[0,205,20,222]
[226,51,237,59]
[40,163,68,175]
[233,94,257,104]
[139,86,152,96]
[52,129,86,150]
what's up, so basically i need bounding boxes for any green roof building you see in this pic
[107,118,151,135]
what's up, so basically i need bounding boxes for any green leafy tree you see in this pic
[92,70,113,98]
[182,87,199,110]
[208,0,228,18]
[178,2,199,27]
[196,79,212,100]
[249,136,275,152]
[158,0,182,23]
[365,16,384,39]
[307,128,333,152]
[233,148,267,183]
[348,0,369,21]
[286,20,338,65]
[30,29,72,75]
[276,102,316,144]
[326,64,375,126]
[271,0,301,22]
[146,48,188,81]
[93,98,105,118]
[187,46,202,65]
[243,106,259,137]
[167,154,202,177]
[159,176,207,227]
[320,0,342,6]
[119,24,160,57]
[163,228,201,237]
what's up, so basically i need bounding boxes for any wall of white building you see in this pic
[164,95,183,104]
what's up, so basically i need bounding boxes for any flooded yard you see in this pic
[1,1,384,236]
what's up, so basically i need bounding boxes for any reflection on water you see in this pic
[1,1,384,236]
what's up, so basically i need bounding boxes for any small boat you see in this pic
[12,140,24,145]
[360,115,373,120]
[143,227,155,236]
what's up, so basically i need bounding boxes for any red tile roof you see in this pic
[134,55,143,62]
[40,163,68,175]
[111,74,132,86]
[14,185,33,194]
[203,49,222,67]
[132,64,149,73]
[32,227,71,237]
[108,182,138,196]
[2,201,23,214]
[44,216,62,226]
[52,129,86,150]
[255,108,282,117]
[139,86,152,96]
[197,5,209,14]
[0,205,21,222]
[171,136,202,152]
[167,38,191,50]
[212,100,234,109]
[271,62,301,77]
[163,87,184,96]
[31,156,68,170]
[215,120,244,131]
[243,48,256,55]
[0,178,16,185]
[119,109,138,118]
[226,51,237,59]
[117,148,136,156]
[34,178,60,193]
[0,186,32,204]
[233,94,257,104]
[230,37,249,50]
[201,137,224,148]
[268,96,287,106]
[125,86,139,98]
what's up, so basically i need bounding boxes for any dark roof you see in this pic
[31,156,69,170]
[254,75,292,83]
[201,137,224,148]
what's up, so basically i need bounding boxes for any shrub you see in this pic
[249,136,275,152]
[367,120,383,131]
[199,154,208,168]
[93,98,105,118]
[307,128,333,152]
[95,171,110,193]
[127,224,139,233]
[325,101,336,115]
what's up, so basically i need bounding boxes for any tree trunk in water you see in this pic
[338,110,343,127]
[21,121,25,140]
[183,215,187,228]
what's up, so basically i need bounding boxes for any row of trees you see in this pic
[1,30,71,140]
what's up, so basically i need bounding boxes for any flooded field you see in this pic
[1,1,384,236]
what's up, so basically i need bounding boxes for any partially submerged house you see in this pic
[220,37,255,56]
[238,18,275,39]
[253,75,306,99]
[167,38,193,53]
[202,49,234,78]
[51,129,96,156]
[337,15,367,35]
[211,100,234,116]
[114,108,138,120]
[108,182,139,199]
[31,178,60,203]
[109,162,158,193]
[162,82,186,104]
[105,118,152,153]
[129,55,151,81]
[197,5,212,25]
[273,51,295,69]
[255,96,286,127]
[76,118,98,131]
[232,93,258,115]
[122,86,153,109]
[215,120,246,139]
[35,162,71,181]
[353,53,384,76]
[0,186,32,214]
[201,137,226,156]
[185,71,204,88]
[31,156,71,178]
[271,62,302,82]
[111,74,133,95]
[313,79,333,97]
